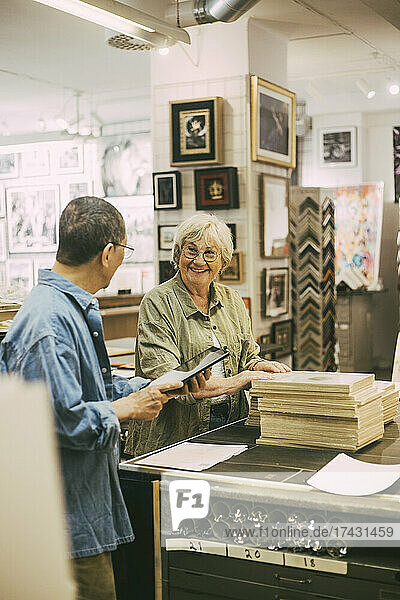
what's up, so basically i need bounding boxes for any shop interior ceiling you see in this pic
[0,0,399,138]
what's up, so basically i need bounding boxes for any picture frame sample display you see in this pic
[159,260,176,284]
[264,267,289,317]
[21,149,50,177]
[218,251,243,284]
[195,166,239,210]
[153,171,182,209]
[393,125,400,203]
[262,173,289,258]
[158,225,177,251]
[0,153,18,179]
[272,319,292,357]
[54,144,84,174]
[320,127,357,167]
[6,185,59,253]
[170,97,223,166]
[107,196,153,264]
[250,76,296,168]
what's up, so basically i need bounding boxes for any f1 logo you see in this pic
[169,480,210,531]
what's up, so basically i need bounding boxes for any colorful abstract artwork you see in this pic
[334,183,384,288]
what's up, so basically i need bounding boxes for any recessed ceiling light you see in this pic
[388,81,400,96]
[356,78,375,99]
[158,47,169,56]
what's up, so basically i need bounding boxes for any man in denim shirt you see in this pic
[0,197,208,600]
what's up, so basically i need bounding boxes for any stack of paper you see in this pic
[134,442,248,471]
[250,371,384,451]
[246,396,260,426]
[376,380,399,424]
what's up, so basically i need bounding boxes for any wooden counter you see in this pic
[98,294,142,340]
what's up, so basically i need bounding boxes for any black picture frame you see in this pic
[263,267,289,318]
[227,223,237,249]
[170,97,223,166]
[153,171,182,210]
[158,225,177,251]
[218,251,243,284]
[194,166,239,210]
[272,319,292,357]
[159,260,176,284]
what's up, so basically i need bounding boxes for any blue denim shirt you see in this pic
[0,270,149,558]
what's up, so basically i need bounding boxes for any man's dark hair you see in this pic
[56,196,126,266]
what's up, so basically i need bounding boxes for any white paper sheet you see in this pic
[134,442,248,471]
[307,453,400,496]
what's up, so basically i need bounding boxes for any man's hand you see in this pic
[113,381,184,422]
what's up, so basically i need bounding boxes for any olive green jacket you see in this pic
[125,272,261,456]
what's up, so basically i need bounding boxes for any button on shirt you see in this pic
[0,269,149,558]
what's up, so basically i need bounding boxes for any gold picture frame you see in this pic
[250,75,296,168]
[170,97,224,167]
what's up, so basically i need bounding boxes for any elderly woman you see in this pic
[125,214,290,456]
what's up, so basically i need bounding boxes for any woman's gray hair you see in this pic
[172,213,234,272]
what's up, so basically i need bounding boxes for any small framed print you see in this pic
[227,223,237,250]
[258,333,272,359]
[54,144,84,174]
[21,149,50,177]
[218,251,243,284]
[153,171,182,210]
[158,225,177,251]
[264,267,289,317]
[320,127,357,167]
[0,152,18,179]
[195,166,239,210]
[272,319,292,357]
[6,259,34,296]
[262,173,289,258]
[170,97,223,166]
[250,76,296,168]
[159,260,176,284]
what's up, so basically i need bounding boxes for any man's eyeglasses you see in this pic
[183,245,220,263]
[111,242,135,262]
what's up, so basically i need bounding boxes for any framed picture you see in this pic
[272,319,292,357]
[250,75,296,168]
[227,223,237,250]
[258,333,272,359]
[69,181,91,202]
[153,171,182,209]
[170,97,223,166]
[319,127,357,167]
[158,225,177,251]
[0,184,5,217]
[159,260,176,284]
[195,166,239,210]
[393,125,400,203]
[54,144,84,174]
[6,185,59,253]
[0,220,6,262]
[107,196,153,264]
[21,149,50,177]
[218,251,243,284]
[99,132,151,196]
[0,153,18,179]
[264,267,289,317]
[6,259,34,295]
[262,173,289,258]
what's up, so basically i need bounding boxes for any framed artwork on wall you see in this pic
[272,319,292,357]
[170,97,223,166]
[0,184,5,217]
[393,125,400,203]
[158,225,177,251]
[54,144,84,174]
[0,153,18,179]
[21,149,50,177]
[250,76,296,168]
[194,166,239,210]
[6,259,34,295]
[159,260,176,284]
[262,173,289,258]
[218,251,243,284]
[6,185,59,253]
[0,220,6,262]
[227,223,237,250]
[69,181,91,202]
[264,267,289,317]
[107,195,153,264]
[319,127,357,167]
[153,171,182,209]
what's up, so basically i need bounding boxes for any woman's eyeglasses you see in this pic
[183,246,220,263]
[111,242,135,262]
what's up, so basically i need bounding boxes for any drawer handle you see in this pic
[274,573,312,585]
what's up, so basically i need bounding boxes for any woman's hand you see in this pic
[253,359,291,373]
[191,370,278,399]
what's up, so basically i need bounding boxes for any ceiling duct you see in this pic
[165,0,261,28]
